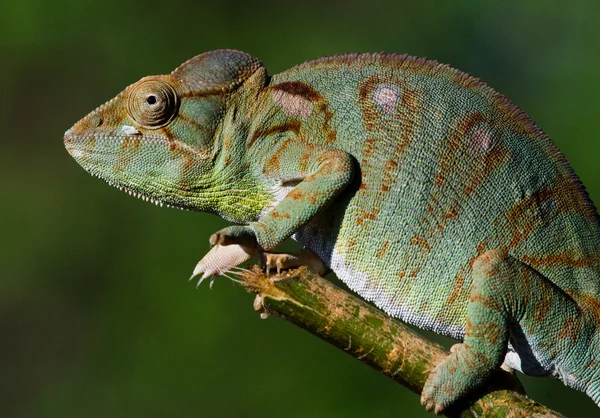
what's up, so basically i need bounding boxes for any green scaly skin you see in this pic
[65,50,600,413]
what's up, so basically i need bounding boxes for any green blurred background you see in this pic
[2,0,600,416]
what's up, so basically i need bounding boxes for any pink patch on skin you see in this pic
[373,85,400,114]
[470,126,494,157]
[272,90,313,119]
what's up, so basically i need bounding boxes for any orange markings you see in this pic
[476,240,488,256]
[469,292,503,312]
[298,151,312,172]
[270,210,291,219]
[446,240,488,306]
[119,136,141,153]
[177,113,210,134]
[532,297,553,324]
[442,207,458,220]
[363,138,376,156]
[465,318,503,345]
[381,159,398,193]
[433,112,486,193]
[248,120,301,149]
[299,189,320,205]
[79,136,97,160]
[287,189,304,200]
[319,102,337,144]
[116,136,142,172]
[446,274,465,305]
[502,187,559,252]
[376,240,390,259]
[360,139,378,190]
[411,235,430,252]
[558,317,582,342]
[181,152,196,172]
[520,252,591,270]
[262,138,292,177]
[286,188,321,205]
[270,81,322,101]
[398,89,418,151]
[396,138,410,156]
[358,76,384,132]
[568,291,600,325]
[356,207,380,225]
[264,153,281,175]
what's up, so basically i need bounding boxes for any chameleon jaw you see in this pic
[85,169,191,210]
[64,129,202,211]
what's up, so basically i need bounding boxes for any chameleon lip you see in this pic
[87,169,191,211]
[63,129,211,159]
[64,129,167,147]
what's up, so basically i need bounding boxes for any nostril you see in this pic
[94,116,104,127]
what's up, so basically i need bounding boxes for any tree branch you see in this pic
[241,266,564,418]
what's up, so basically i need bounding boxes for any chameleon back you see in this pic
[264,54,600,338]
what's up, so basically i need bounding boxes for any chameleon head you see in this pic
[64,50,263,210]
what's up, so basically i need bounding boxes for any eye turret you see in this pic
[127,79,179,129]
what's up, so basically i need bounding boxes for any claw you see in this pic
[421,395,435,413]
[196,276,209,289]
[209,277,216,290]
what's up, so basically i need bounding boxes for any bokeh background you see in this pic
[2,0,600,417]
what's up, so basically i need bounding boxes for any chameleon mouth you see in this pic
[88,170,190,211]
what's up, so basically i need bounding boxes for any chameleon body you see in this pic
[65,50,600,413]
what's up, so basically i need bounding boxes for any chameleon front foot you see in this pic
[191,226,259,283]
[191,243,255,280]
[259,248,330,276]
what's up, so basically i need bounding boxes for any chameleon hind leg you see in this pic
[421,249,596,414]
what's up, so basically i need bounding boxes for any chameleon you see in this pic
[64,49,600,413]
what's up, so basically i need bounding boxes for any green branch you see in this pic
[241,266,564,418]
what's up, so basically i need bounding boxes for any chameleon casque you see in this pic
[64,49,600,413]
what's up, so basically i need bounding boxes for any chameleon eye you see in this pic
[127,80,179,129]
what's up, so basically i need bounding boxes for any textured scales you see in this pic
[65,50,600,413]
